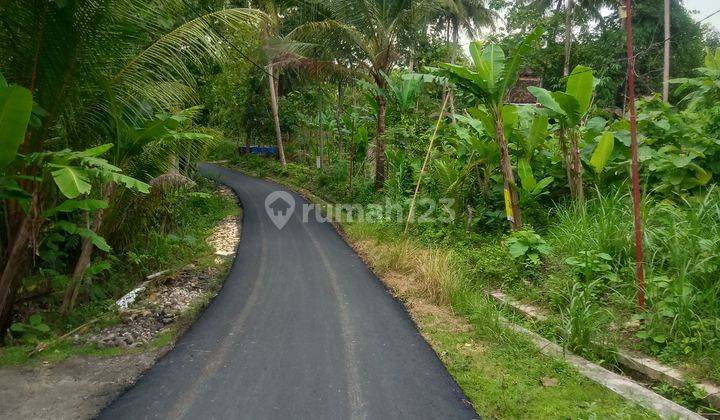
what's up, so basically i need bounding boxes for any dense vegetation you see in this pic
[204,0,718,390]
[1,0,719,412]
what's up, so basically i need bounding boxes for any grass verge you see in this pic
[346,223,656,419]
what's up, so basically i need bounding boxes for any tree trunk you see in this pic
[465,206,474,233]
[267,63,286,166]
[61,183,116,313]
[570,131,584,200]
[244,127,252,153]
[449,21,460,124]
[482,167,490,202]
[374,93,387,190]
[495,115,522,230]
[60,213,101,313]
[0,193,42,336]
[662,0,670,102]
[316,88,324,169]
[563,0,574,77]
[335,80,345,154]
[559,128,576,198]
[348,113,355,198]
[560,128,584,200]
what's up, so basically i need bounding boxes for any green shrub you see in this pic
[10,314,51,344]
[507,229,551,268]
[564,251,613,282]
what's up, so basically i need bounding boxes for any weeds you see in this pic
[233,153,719,387]
[347,227,460,305]
[559,280,609,356]
[549,187,720,375]
[506,228,552,277]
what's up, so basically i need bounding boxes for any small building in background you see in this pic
[507,72,542,105]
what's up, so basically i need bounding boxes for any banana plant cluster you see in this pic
[528,65,598,200]
[453,113,499,203]
[0,77,32,178]
[441,27,545,230]
[503,106,554,200]
[1,70,217,323]
[0,77,153,319]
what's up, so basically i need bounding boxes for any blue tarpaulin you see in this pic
[240,146,278,156]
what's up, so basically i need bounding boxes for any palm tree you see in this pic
[0,0,261,331]
[438,0,495,61]
[253,0,348,167]
[436,0,495,119]
[290,0,437,190]
[523,0,611,76]
[253,0,290,166]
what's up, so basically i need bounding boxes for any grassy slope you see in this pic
[230,154,656,419]
[0,180,239,366]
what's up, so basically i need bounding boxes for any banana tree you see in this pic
[0,80,33,331]
[60,109,213,313]
[441,27,544,230]
[513,109,554,198]
[0,80,32,173]
[454,113,500,202]
[528,65,595,200]
[0,0,262,332]
[434,112,501,227]
[39,143,150,312]
[385,73,426,115]
[1,141,148,327]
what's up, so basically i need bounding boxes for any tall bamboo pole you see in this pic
[404,94,450,235]
[624,0,645,310]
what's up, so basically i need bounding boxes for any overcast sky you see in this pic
[685,0,720,30]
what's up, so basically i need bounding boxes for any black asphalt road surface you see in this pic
[100,163,477,420]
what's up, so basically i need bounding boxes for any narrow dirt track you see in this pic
[100,163,477,419]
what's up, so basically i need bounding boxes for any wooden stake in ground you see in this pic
[404,93,450,235]
[624,0,646,310]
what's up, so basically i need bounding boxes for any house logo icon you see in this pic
[264,191,295,230]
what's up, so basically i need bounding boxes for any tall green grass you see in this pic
[549,187,720,357]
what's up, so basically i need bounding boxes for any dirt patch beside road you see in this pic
[0,350,166,419]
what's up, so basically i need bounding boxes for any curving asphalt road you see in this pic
[99,163,477,420]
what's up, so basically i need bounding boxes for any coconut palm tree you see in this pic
[290,0,438,190]
[0,0,262,331]
[252,0,351,167]
[253,0,290,166]
[437,0,495,61]
[436,0,495,119]
[523,0,611,76]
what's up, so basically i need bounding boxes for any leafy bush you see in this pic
[10,314,51,344]
[507,229,551,267]
[564,251,614,283]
